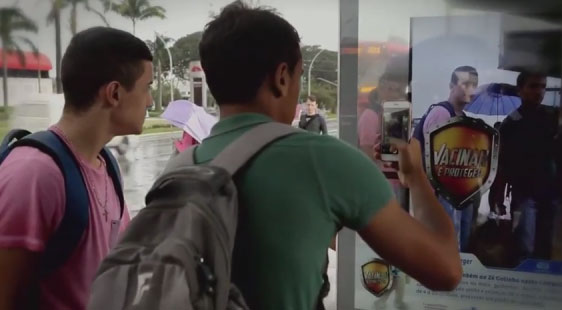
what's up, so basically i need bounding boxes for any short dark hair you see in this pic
[308,95,316,102]
[199,1,301,104]
[450,66,478,85]
[61,27,152,111]
[516,70,547,88]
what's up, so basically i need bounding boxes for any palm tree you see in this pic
[68,0,110,35]
[0,8,38,108]
[146,35,172,111]
[111,0,166,35]
[47,0,65,94]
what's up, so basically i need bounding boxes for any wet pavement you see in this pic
[116,131,182,217]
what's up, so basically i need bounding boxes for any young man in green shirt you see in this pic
[196,1,462,309]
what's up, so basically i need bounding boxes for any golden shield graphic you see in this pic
[361,259,393,297]
[425,117,499,209]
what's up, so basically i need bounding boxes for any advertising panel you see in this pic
[353,13,561,310]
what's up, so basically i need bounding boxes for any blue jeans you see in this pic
[511,196,537,259]
[439,196,474,252]
[511,195,558,259]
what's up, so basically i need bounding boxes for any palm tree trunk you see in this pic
[70,3,78,36]
[157,59,162,112]
[2,50,8,108]
[132,19,136,35]
[55,8,62,93]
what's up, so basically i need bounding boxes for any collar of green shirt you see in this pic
[207,113,274,139]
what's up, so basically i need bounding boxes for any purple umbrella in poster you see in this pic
[161,100,218,143]
[464,83,521,116]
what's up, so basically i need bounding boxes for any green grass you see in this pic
[148,110,162,118]
[141,118,181,135]
[326,112,337,119]
[142,126,181,135]
[0,117,180,139]
[0,123,7,140]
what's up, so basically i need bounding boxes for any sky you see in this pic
[9,0,340,74]
[7,0,505,75]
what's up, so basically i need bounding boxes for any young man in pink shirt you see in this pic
[0,27,153,310]
[412,66,479,252]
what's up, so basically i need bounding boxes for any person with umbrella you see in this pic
[412,65,479,252]
[161,99,218,155]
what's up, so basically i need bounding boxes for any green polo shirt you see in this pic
[195,113,393,310]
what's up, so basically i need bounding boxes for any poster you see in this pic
[354,14,561,310]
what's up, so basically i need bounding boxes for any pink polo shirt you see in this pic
[423,106,453,134]
[0,127,130,310]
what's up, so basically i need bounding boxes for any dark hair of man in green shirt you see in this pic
[197,1,463,309]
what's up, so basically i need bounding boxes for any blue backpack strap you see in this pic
[1,130,89,276]
[0,129,32,154]
[100,148,125,218]
[436,101,458,117]
[0,130,126,275]
[413,101,458,171]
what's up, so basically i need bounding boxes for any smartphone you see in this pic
[381,101,411,161]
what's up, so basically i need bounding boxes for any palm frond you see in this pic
[10,20,38,33]
[17,36,38,55]
[0,8,38,32]
[85,4,111,27]
[139,6,166,20]
[46,0,68,24]
[8,41,26,67]
[1,38,16,51]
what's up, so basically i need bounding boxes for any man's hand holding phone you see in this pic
[374,138,425,188]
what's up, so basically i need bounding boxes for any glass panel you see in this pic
[342,0,562,309]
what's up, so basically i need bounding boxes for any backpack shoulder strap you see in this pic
[436,101,457,117]
[304,114,320,129]
[0,129,32,157]
[211,122,301,175]
[100,148,125,218]
[5,130,89,276]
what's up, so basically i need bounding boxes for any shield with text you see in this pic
[361,259,393,297]
[424,116,499,209]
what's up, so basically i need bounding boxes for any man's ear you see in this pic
[102,81,120,108]
[272,62,290,98]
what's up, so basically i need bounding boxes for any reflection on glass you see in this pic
[351,0,562,309]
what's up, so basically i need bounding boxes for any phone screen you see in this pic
[381,106,410,155]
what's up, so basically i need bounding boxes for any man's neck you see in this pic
[447,97,465,115]
[55,110,113,167]
[219,102,270,120]
[521,102,539,110]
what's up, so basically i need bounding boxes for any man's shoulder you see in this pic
[427,105,451,118]
[0,146,63,181]
[269,132,369,164]
[506,109,522,122]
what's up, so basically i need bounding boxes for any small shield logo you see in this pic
[425,116,499,209]
[361,259,393,297]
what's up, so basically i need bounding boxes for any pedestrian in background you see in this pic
[299,95,328,134]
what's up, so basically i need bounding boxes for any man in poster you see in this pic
[490,71,561,261]
[412,66,479,252]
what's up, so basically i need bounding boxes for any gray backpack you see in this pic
[88,122,299,310]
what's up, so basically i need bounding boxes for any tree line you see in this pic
[1,0,165,107]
